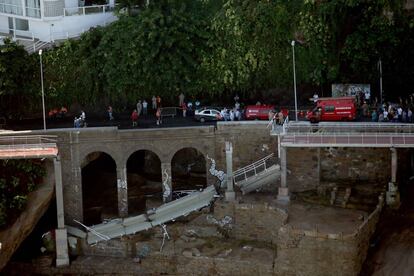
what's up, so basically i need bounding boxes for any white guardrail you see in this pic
[281,132,414,148]
[86,185,217,244]
[233,153,275,185]
[64,4,112,16]
[285,122,414,134]
[0,135,57,145]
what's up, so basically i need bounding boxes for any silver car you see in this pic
[194,108,222,122]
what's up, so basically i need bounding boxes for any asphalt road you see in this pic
[4,112,217,131]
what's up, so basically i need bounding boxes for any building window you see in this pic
[25,0,41,18]
[0,0,24,16]
[15,18,28,30]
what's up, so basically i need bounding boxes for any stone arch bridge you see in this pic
[57,126,219,224]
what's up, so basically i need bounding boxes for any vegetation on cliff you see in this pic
[0,0,413,116]
[0,160,46,227]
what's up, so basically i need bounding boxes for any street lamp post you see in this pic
[39,49,46,130]
[378,58,383,105]
[291,40,298,121]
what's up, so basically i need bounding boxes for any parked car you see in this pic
[195,108,222,122]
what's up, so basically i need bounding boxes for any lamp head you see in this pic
[291,40,295,47]
[38,49,42,55]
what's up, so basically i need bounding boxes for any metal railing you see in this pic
[281,132,414,147]
[233,153,275,184]
[0,135,57,147]
[160,107,178,118]
[63,4,112,16]
[286,122,414,134]
[87,185,217,244]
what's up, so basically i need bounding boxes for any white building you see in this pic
[0,0,117,48]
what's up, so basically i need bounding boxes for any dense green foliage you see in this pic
[0,39,39,118]
[0,160,46,227]
[1,0,414,115]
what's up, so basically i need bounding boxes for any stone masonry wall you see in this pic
[286,148,319,192]
[320,148,390,182]
[215,122,277,177]
[274,203,383,276]
[214,199,288,244]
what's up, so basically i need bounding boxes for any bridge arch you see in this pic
[126,149,163,214]
[81,151,118,225]
[171,147,207,191]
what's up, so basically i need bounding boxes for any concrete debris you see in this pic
[182,249,192,258]
[180,235,196,242]
[182,248,201,257]
[218,248,232,258]
[137,245,150,259]
[206,215,233,228]
[185,229,198,237]
[133,257,141,263]
[191,247,201,257]
[242,245,253,252]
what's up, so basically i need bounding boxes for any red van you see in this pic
[245,105,275,120]
[306,97,356,123]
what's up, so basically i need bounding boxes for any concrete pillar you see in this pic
[277,146,290,202]
[53,157,69,267]
[54,158,65,228]
[225,141,236,201]
[386,148,400,208]
[70,166,83,223]
[116,166,128,217]
[161,162,172,202]
[391,148,397,183]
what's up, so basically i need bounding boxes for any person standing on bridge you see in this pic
[107,106,114,121]
[156,107,162,125]
[136,100,142,116]
[179,93,185,107]
[152,96,157,110]
[131,109,138,127]
[156,96,162,108]
[142,100,148,116]
[181,102,187,118]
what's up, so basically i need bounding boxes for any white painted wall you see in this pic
[29,12,117,41]
[64,0,78,9]
[0,16,10,33]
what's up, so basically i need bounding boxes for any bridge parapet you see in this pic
[271,122,414,135]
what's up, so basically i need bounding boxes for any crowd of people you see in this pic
[55,92,414,129]
[362,96,414,123]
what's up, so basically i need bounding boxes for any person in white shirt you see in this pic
[152,96,157,109]
[142,100,148,115]
[178,93,185,106]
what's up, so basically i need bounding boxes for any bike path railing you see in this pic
[281,133,414,148]
[233,153,276,185]
[86,185,217,244]
[282,122,414,134]
[0,135,58,159]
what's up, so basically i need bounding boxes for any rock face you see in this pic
[0,161,55,271]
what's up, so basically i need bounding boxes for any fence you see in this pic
[161,107,178,118]
[233,153,275,184]
[281,132,414,148]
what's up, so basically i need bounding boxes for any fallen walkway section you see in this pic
[233,154,280,195]
[85,185,217,244]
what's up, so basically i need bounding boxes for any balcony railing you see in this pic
[0,3,23,16]
[63,4,112,16]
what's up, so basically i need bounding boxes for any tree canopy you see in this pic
[1,0,414,116]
